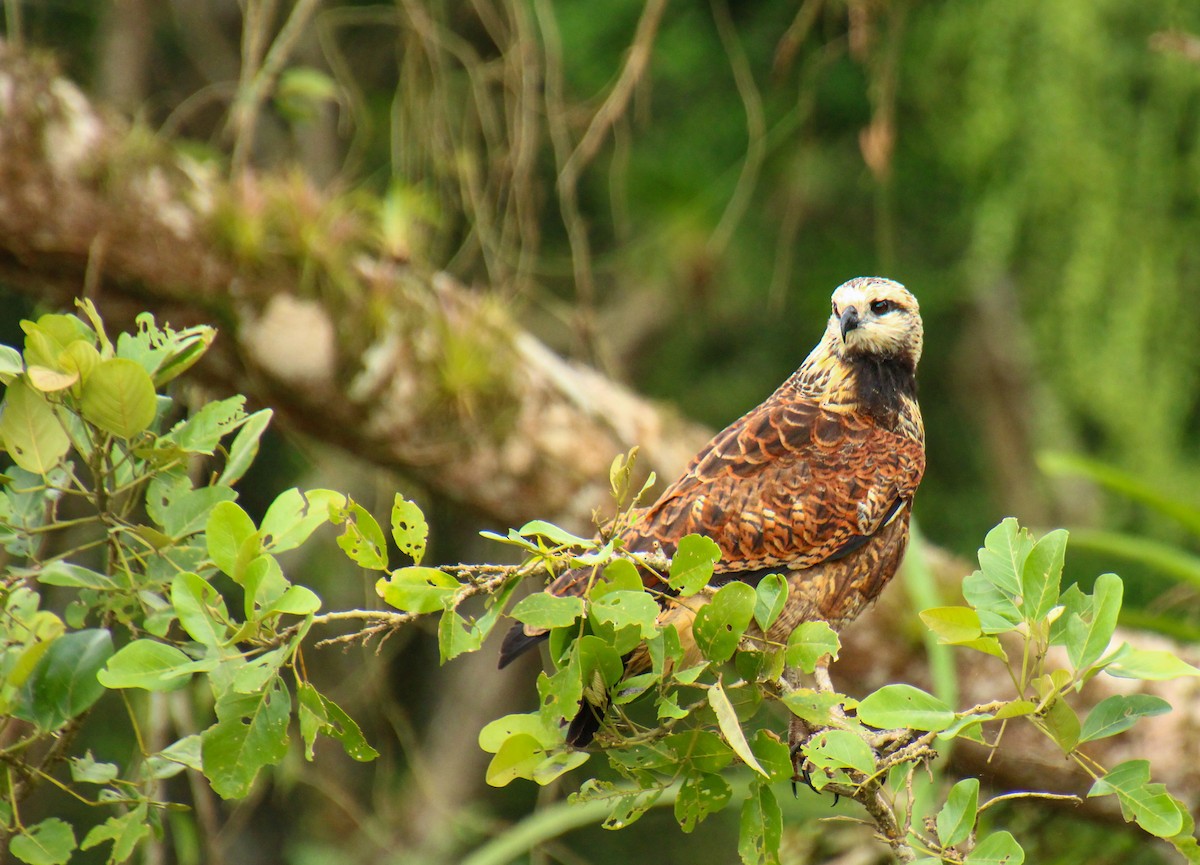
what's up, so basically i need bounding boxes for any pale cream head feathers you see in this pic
[825,277,923,366]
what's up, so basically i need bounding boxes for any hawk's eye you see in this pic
[869,299,892,315]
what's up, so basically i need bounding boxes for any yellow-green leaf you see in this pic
[79,357,157,438]
[0,380,70,474]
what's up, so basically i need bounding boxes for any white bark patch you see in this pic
[44,79,102,179]
[242,294,337,390]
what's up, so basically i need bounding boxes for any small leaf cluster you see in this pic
[911,518,1200,863]
[0,304,376,864]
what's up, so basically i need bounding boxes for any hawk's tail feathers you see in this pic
[497,622,549,669]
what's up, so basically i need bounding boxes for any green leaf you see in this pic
[98,639,194,691]
[656,691,689,720]
[595,785,665,830]
[69,751,119,784]
[675,771,732,833]
[261,488,346,553]
[738,782,783,865]
[114,315,212,384]
[34,561,116,590]
[1089,760,1185,838]
[516,519,591,547]
[962,569,1023,633]
[598,558,643,594]
[59,340,99,388]
[977,518,1031,596]
[241,554,289,618]
[937,778,980,848]
[963,831,1025,864]
[10,818,77,865]
[145,470,233,536]
[26,365,78,392]
[206,501,258,578]
[478,712,560,753]
[16,628,114,730]
[753,573,788,633]
[485,733,544,787]
[590,589,659,638]
[1021,529,1066,622]
[749,729,793,783]
[963,518,1031,632]
[693,581,756,663]
[1041,697,1081,752]
[802,729,875,787]
[377,566,460,614]
[1067,572,1122,673]
[1079,694,1172,743]
[1105,647,1200,680]
[0,343,24,382]
[1168,808,1200,865]
[219,408,273,486]
[392,495,429,564]
[532,749,590,785]
[664,729,734,774]
[201,676,291,799]
[172,571,230,647]
[0,380,70,474]
[780,687,849,727]
[332,499,388,570]
[142,735,203,780]
[920,605,982,643]
[857,684,954,732]
[577,635,624,692]
[262,584,322,617]
[511,593,585,629]
[784,621,841,673]
[80,806,149,862]
[296,683,379,762]
[79,357,158,438]
[165,395,246,454]
[667,534,721,596]
[708,680,769,777]
[438,608,485,662]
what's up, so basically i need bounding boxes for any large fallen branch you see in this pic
[0,43,1197,827]
[0,44,709,534]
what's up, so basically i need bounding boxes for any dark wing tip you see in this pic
[565,696,608,747]
[497,623,549,669]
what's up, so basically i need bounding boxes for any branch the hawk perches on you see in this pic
[500,276,926,747]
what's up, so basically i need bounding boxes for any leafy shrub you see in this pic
[0,303,375,864]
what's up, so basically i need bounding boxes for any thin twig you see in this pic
[229,0,324,174]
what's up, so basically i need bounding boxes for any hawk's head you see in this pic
[827,277,922,367]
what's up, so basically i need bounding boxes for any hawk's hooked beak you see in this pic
[839,307,861,342]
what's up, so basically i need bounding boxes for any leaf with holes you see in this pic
[693,582,756,663]
[0,380,70,474]
[392,494,429,564]
[201,675,291,799]
[667,534,721,596]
